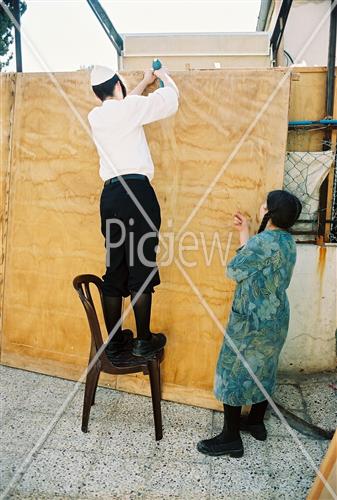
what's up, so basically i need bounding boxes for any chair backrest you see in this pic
[73,274,109,361]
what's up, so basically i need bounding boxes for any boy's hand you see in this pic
[142,70,157,86]
[153,67,169,81]
[233,212,249,232]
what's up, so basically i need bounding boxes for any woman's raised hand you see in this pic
[233,212,249,232]
[234,212,250,246]
[153,67,168,81]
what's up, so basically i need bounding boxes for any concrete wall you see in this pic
[120,32,271,70]
[262,0,334,66]
[280,244,337,372]
[283,0,333,66]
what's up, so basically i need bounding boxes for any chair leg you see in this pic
[82,365,100,433]
[157,357,162,396]
[148,357,163,441]
[91,370,100,406]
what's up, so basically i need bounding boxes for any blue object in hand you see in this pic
[152,59,164,87]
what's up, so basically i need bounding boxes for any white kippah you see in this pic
[90,65,117,86]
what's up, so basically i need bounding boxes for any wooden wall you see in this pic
[0,68,290,410]
[287,67,329,152]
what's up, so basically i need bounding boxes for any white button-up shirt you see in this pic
[88,86,179,181]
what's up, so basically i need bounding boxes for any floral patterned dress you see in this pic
[214,229,297,406]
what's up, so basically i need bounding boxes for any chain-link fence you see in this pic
[283,147,336,243]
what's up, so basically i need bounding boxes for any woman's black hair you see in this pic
[92,74,127,101]
[258,189,302,233]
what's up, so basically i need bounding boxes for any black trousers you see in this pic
[100,177,161,297]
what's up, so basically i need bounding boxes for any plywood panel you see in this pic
[0,68,290,409]
[307,430,337,500]
[0,73,16,346]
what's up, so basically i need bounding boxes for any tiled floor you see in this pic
[0,365,336,499]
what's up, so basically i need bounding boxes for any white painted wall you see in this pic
[280,244,337,372]
[283,0,333,66]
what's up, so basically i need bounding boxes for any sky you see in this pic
[3,0,261,73]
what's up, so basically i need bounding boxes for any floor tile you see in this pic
[300,381,337,430]
[264,435,325,475]
[44,413,103,453]
[79,454,148,498]
[142,459,210,499]
[0,410,58,453]
[210,463,271,499]
[160,400,212,433]
[152,423,212,465]
[66,385,122,419]
[0,445,28,496]
[12,449,92,497]
[265,469,316,499]
[264,410,311,438]
[273,383,304,410]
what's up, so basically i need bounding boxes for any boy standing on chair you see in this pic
[87,64,179,358]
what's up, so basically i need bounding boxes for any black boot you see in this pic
[240,400,268,441]
[130,292,166,357]
[102,295,133,355]
[197,405,243,458]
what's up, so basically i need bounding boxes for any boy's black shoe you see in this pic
[197,432,244,458]
[239,415,267,441]
[132,333,166,357]
[106,329,133,355]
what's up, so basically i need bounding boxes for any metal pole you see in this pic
[13,0,22,72]
[326,0,337,118]
[320,0,337,241]
[270,0,293,64]
[86,0,123,56]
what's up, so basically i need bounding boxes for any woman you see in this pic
[87,64,179,357]
[197,190,302,457]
